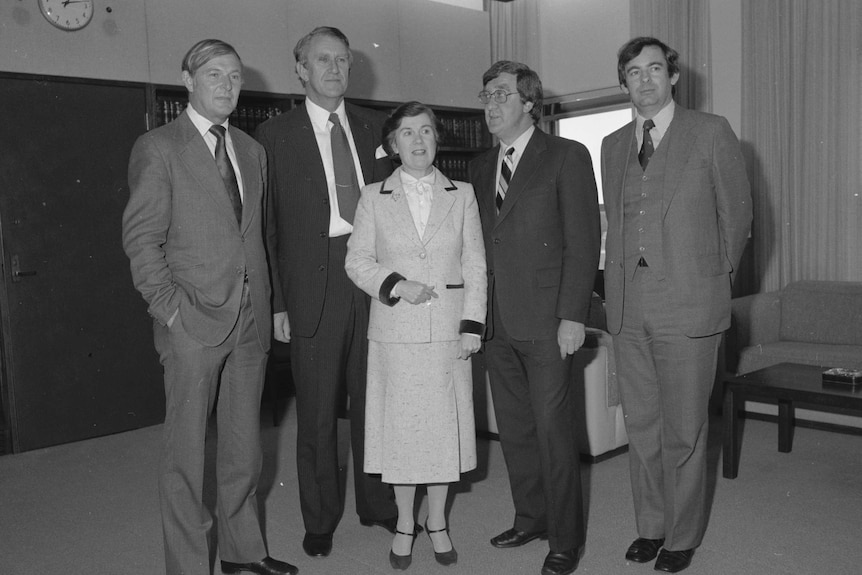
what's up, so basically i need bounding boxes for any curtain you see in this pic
[742,0,862,290]
[629,0,712,112]
[489,0,540,69]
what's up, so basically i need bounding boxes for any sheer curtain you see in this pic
[629,0,712,112]
[742,0,862,290]
[489,0,540,67]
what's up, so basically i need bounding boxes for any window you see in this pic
[554,105,632,205]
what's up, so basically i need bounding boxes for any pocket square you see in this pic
[375,145,388,159]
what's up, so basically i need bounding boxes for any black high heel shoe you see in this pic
[389,527,418,570]
[425,521,458,566]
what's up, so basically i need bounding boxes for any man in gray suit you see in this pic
[601,37,752,573]
[123,39,295,575]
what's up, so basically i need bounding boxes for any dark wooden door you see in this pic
[0,75,165,452]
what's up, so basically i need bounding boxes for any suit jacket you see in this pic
[122,111,272,350]
[470,128,601,341]
[255,102,394,337]
[345,167,487,343]
[601,105,752,337]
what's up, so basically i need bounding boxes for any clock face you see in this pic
[39,0,94,31]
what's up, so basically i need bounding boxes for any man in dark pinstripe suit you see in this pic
[255,26,396,558]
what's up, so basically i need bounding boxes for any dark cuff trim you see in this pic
[459,320,485,336]
[379,272,406,306]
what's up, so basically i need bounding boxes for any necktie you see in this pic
[329,113,360,224]
[209,125,242,225]
[496,147,514,213]
[638,119,655,170]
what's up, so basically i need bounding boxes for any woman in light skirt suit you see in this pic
[345,101,487,570]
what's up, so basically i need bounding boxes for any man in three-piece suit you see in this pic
[254,26,397,558]
[601,37,752,574]
[122,40,295,575]
[469,61,601,575]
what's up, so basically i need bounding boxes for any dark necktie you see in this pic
[496,146,514,213]
[638,119,656,170]
[329,113,360,224]
[209,125,242,225]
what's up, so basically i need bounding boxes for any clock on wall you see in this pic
[38,0,94,31]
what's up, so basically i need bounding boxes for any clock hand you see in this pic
[62,0,89,6]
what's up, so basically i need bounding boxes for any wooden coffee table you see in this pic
[722,362,862,479]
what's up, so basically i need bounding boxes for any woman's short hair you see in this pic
[381,101,443,157]
[616,37,680,85]
[181,39,241,76]
[481,60,543,123]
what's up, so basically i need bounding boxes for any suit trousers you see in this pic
[290,235,395,534]
[154,283,268,575]
[485,300,585,552]
[614,266,720,551]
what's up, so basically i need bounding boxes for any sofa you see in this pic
[474,294,628,460]
[726,280,862,427]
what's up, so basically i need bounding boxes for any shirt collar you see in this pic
[637,99,675,138]
[499,124,535,163]
[186,104,229,138]
[306,97,347,131]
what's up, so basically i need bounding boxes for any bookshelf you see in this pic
[148,87,489,181]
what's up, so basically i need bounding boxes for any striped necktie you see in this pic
[209,125,242,225]
[496,146,514,213]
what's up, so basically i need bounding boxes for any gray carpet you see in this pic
[1,398,860,575]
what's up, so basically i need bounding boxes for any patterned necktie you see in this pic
[496,146,514,213]
[638,119,656,170]
[329,112,360,224]
[208,125,242,225]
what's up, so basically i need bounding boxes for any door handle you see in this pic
[11,255,36,282]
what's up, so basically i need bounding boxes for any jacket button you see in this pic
[419,252,427,259]
[493,238,501,244]
[320,231,327,238]
[318,265,325,272]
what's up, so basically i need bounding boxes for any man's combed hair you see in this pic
[481,60,543,123]
[293,26,352,66]
[616,36,680,85]
[182,39,241,76]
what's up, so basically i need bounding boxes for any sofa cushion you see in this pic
[738,341,862,375]
[779,281,862,345]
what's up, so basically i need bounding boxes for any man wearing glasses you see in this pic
[469,61,601,575]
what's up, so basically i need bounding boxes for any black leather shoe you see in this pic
[221,556,298,575]
[490,527,547,548]
[654,548,694,573]
[389,526,419,570]
[302,531,333,557]
[541,548,580,575]
[425,521,457,566]
[361,516,423,535]
[625,537,665,563]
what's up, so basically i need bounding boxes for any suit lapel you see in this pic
[496,130,546,225]
[175,113,239,227]
[290,104,329,198]
[235,133,259,234]
[379,171,424,246]
[346,105,375,184]
[606,122,635,237]
[421,170,457,245]
[660,106,697,215]
[473,147,499,223]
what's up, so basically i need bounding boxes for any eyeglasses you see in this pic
[478,90,519,104]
